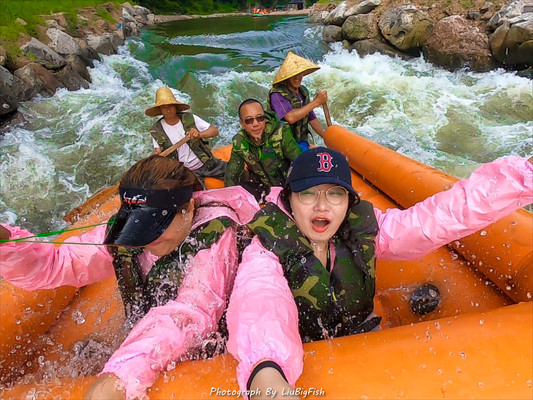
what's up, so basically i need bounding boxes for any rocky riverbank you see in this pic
[0,3,312,124]
[0,2,156,122]
[309,0,533,72]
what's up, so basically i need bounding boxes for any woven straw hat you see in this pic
[272,52,320,85]
[145,87,190,117]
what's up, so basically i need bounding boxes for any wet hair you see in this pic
[238,98,264,119]
[119,155,203,192]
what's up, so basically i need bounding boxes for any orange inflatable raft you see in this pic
[1,126,531,399]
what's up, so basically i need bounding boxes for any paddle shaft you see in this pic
[158,134,190,157]
[323,103,332,127]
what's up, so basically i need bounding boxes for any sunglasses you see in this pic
[242,115,265,125]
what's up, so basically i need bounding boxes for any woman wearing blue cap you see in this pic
[0,155,259,400]
[225,147,533,397]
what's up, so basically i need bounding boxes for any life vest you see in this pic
[248,201,380,342]
[107,217,233,325]
[268,84,312,143]
[229,111,295,187]
[150,113,218,169]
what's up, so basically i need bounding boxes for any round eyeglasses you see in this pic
[297,186,349,206]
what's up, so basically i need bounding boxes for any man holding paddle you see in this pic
[147,86,227,183]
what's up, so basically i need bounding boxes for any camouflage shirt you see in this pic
[248,201,379,342]
[224,111,302,188]
[268,84,312,143]
[108,217,233,325]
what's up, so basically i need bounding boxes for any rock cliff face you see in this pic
[309,0,533,72]
[0,2,154,119]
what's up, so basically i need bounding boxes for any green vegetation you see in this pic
[96,7,118,23]
[0,1,126,40]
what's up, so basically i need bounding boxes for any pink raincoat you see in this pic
[226,157,533,394]
[0,186,259,399]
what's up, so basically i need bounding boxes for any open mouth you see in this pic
[311,217,331,233]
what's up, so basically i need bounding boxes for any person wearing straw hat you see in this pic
[0,155,260,400]
[268,52,328,151]
[146,87,227,183]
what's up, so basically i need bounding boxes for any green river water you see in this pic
[0,15,532,234]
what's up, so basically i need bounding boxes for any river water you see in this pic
[1,16,532,234]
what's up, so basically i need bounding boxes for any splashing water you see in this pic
[1,16,531,236]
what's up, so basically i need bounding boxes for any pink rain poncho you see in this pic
[0,186,259,399]
[226,156,533,394]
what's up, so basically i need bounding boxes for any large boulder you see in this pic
[424,16,493,71]
[323,25,343,43]
[308,3,337,23]
[86,33,123,55]
[490,13,533,66]
[378,6,432,54]
[74,37,101,67]
[325,2,350,26]
[123,20,141,38]
[54,61,90,91]
[351,38,404,58]
[342,13,380,41]
[64,54,92,82]
[0,45,6,66]
[344,0,381,18]
[480,2,497,21]
[46,28,82,56]
[20,37,66,69]
[0,66,32,116]
[13,62,62,97]
[489,0,530,30]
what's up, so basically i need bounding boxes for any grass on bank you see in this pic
[0,0,126,40]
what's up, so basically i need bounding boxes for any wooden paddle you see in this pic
[322,103,332,127]
[63,136,191,223]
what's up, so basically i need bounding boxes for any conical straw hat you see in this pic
[272,52,320,85]
[145,87,190,117]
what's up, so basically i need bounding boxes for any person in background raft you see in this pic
[0,155,259,400]
[225,98,302,202]
[268,52,328,151]
[147,86,227,184]
[225,147,533,398]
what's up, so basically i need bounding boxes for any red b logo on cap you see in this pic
[316,152,333,172]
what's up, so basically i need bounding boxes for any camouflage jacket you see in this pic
[224,111,302,188]
[248,201,379,342]
[268,83,312,143]
[108,217,233,324]
[150,113,219,170]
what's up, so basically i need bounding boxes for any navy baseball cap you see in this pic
[103,186,193,247]
[286,147,356,195]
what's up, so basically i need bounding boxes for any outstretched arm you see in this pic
[91,228,239,400]
[0,224,114,289]
[375,156,533,260]
[227,237,304,396]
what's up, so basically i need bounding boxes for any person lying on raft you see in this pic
[0,155,259,400]
[224,98,302,202]
[147,86,227,184]
[225,147,533,398]
[269,51,328,151]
